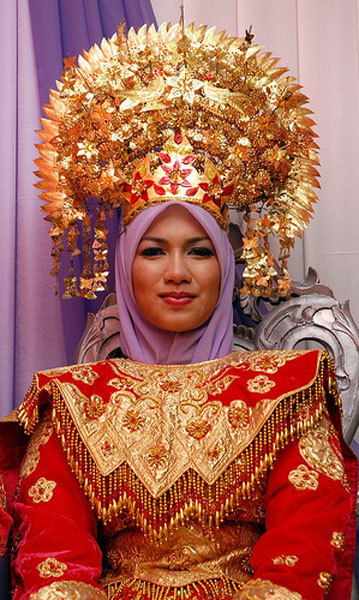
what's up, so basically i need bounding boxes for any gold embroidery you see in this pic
[83,394,106,420]
[28,477,57,503]
[247,352,299,374]
[288,464,319,490]
[228,403,251,429]
[185,418,211,439]
[330,531,345,550]
[147,444,168,468]
[272,554,298,567]
[123,408,146,431]
[105,577,242,600]
[299,415,345,481]
[37,557,67,578]
[238,578,303,599]
[29,581,106,599]
[20,413,53,480]
[71,365,99,385]
[247,375,276,394]
[317,572,334,593]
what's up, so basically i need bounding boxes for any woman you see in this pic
[1,22,357,600]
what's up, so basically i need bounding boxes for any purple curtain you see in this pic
[0,0,156,418]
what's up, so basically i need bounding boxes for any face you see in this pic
[132,205,221,333]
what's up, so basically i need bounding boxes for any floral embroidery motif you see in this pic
[123,408,146,432]
[288,464,319,491]
[228,405,250,429]
[28,477,57,503]
[247,375,275,394]
[299,416,345,482]
[83,394,105,420]
[29,581,107,600]
[207,443,224,463]
[248,353,296,373]
[99,439,115,459]
[185,418,211,439]
[71,365,99,385]
[330,531,345,550]
[272,554,299,567]
[20,413,53,480]
[147,445,168,468]
[317,571,334,592]
[37,557,67,578]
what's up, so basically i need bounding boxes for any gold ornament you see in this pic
[35,23,319,298]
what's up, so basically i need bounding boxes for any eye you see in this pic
[140,246,165,257]
[189,246,215,257]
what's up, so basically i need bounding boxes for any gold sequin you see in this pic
[288,464,319,491]
[37,557,67,578]
[28,477,56,504]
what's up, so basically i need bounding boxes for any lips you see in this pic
[159,291,196,306]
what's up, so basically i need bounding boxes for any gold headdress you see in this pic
[35,22,319,299]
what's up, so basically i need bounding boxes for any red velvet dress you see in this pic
[1,350,357,600]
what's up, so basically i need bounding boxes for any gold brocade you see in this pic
[29,581,106,600]
[100,520,258,589]
[237,578,303,599]
[19,412,53,481]
[299,415,345,482]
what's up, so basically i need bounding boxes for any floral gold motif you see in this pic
[99,439,115,460]
[71,365,99,385]
[123,408,146,432]
[330,531,345,550]
[28,477,57,504]
[147,445,168,469]
[185,418,211,440]
[247,375,276,394]
[272,554,298,567]
[247,352,299,374]
[83,395,106,420]
[228,406,250,429]
[37,557,67,578]
[29,581,107,600]
[288,464,319,491]
[207,444,225,463]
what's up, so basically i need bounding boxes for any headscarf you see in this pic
[115,201,234,365]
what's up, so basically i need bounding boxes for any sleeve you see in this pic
[0,473,12,556]
[236,413,356,600]
[11,413,107,600]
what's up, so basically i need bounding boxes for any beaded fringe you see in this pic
[106,576,242,600]
[17,354,341,542]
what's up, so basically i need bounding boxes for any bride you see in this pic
[0,22,356,600]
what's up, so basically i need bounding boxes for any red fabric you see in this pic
[249,428,355,600]
[11,428,104,599]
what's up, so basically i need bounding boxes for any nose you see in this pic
[163,251,192,284]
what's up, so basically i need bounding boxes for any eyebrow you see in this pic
[140,236,211,243]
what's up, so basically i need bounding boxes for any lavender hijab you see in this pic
[115,201,234,364]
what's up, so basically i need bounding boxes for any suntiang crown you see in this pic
[35,22,319,299]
